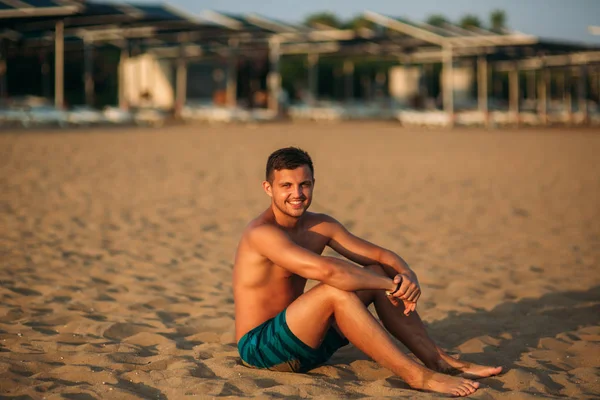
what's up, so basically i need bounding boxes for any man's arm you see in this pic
[322,216,421,309]
[247,224,397,293]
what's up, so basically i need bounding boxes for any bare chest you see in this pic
[289,229,329,255]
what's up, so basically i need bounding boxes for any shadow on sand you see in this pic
[328,285,600,394]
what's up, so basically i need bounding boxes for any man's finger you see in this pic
[397,284,418,300]
[398,279,412,295]
[403,286,418,300]
[407,289,420,302]
[412,291,421,303]
[393,282,411,299]
[403,302,412,316]
[403,302,416,315]
[388,296,399,306]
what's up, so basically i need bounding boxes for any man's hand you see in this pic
[387,272,421,316]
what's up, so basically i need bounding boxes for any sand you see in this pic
[0,122,599,399]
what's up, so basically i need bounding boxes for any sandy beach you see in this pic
[0,122,599,399]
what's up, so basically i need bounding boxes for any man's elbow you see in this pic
[310,258,336,283]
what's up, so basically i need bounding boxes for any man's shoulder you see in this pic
[243,216,283,241]
[304,212,342,229]
[241,212,344,241]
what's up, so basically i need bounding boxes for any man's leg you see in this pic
[285,283,479,397]
[358,264,502,379]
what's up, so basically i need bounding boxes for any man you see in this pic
[234,147,502,397]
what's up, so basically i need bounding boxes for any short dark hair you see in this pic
[266,147,314,182]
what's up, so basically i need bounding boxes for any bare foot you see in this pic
[409,371,480,397]
[437,353,503,379]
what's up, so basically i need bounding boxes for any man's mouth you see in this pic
[288,199,305,207]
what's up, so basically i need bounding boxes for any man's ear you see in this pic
[262,181,273,197]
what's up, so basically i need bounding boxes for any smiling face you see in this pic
[263,165,314,220]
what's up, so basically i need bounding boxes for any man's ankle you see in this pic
[431,358,465,375]
[421,355,444,371]
[403,368,436,389]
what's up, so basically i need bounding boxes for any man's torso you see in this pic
[233,211,332,341]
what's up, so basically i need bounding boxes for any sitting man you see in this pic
[233,147,502,397]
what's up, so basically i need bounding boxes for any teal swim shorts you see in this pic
[237,309,349,373]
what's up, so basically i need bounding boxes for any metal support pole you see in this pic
[538,68,549,125]
[578,64,588,124]
[557,69,565,124]
[566,68,573,125]
[308,52,319,105]
[343,60,354,102]
[226,37,238,108]
[84,37,94,107]
[55,20,64,109]
[118,43,129,110]
[175,42,187,118]
[267,36,281,114]
[477,55,488,127]
[442,45,454,127]
[509,64,519,126]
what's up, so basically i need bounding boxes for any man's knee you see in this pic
[319,283,360,303]
[320,280,378,307]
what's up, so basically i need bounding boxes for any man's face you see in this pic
[264,165,314,219]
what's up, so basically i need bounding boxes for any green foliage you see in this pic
[426,14,449,27]
[300,9,508,33]
[490,9,507,31]
[343,15,375,31]
[303,11,342,29]
[459,14,482,29]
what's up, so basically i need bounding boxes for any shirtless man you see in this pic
[234,147,502,397]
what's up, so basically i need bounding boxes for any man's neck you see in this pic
[270,205,303,230]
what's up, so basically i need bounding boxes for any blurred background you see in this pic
[0,0,599,127]
[1,3,600,398]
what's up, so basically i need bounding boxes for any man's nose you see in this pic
[294,185,303,197]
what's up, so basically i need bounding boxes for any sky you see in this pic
[158,0,600,44]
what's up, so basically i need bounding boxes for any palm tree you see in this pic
[490,9,507,31]
[303,12,342,29]
[426,14,449,27]
[459,14,482,30]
